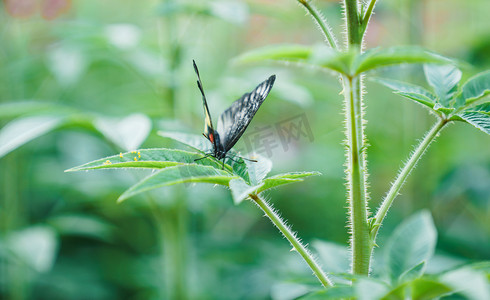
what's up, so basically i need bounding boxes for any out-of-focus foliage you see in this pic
[0,0,489,299]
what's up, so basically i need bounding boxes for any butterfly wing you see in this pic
[217,75,276,152]
[193,60,218,148]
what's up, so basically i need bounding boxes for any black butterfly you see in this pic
[193,60,275,168]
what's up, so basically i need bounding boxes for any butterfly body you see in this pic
[193,60,275,165]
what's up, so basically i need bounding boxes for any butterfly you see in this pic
[193,60,276,168]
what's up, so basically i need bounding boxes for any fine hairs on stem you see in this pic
[249,193,333,287]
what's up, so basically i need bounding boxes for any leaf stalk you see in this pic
[371,118,448,242]
[249,193,333,287]
[298,0,339,50]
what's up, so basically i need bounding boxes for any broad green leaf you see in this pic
[229,178,257,204]
[6,226,58,273]
[313,240,350,274]
[158,131,250,181]
[355,279,389,300]
[372,77,436,109]
[229,171,320,204]
[0,115,66,158]
[65,148,222,172]
[457,261,490,273]
[385,210,437,283]
[459,112,490,135]
[354,46,453,75]
[382,278,452,300]
[48,214,114,241]
[256,171,321,194]
[423,64,462,107]
[245,154,272,185]
[399,261,426,283]
[94,113,151,151]
[271,282,311,300]
[472,103,490,112]
[235,44,352,75]
[158,131,210,152]
[118,164,236,202]
[409,278,452,300]
[236,44,313,62]
[299,286,355,299]
[396,92,436,109]
[441,267,490,300]
[461,70,490,105]
[309,46,355,75]
[0,101,74,119]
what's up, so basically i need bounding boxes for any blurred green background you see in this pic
[0,0,489,299]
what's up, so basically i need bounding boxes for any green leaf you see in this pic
[354,46,453,75]
[94,113,152,151]
[256,171,321,194]
[299,285,355,299]
[385,210,437,283]
[461,70,490,105]
[472,103,490,112]
[382,278,452,300]
[313,240,350,274]
[423,64,462,107]
[6,226,58,273]
[236,44,313,62]
[245,154,272,185]
[271,282,311,300]
[441,267,490,300]
[158,131,251,181]
[48,214,114,241]
[65,148,223,172]
[0,115,66,158]
[118,164,236,202]
[399,261,426,283]
[371,77,436,109]
[409,278,452,300]
[228,178,256,204]
[459,112,490,135]
[228,171,320,204]
[235,44,353,75]
[0,101,75,119]
[355,279,389,300]
[158,131,210,152]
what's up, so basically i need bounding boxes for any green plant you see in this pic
[65,0,490,298]
[3,0,487,299]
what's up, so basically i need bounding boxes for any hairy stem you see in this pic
[343,75,371,275]
[361,0,378,34]
[298,0,338,50]
[344,0,362,47]
[371,118,448,239]
[249,194,333,287]
[343,0,371,275]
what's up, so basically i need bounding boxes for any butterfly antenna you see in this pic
[241,157,258,162]
[226,153,258,163]
[194,153,212,162]
[193,60,206,97]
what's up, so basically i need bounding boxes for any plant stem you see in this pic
[371,118,448,239]
[298,0,338,50]
[344,0,362,47]
[361,0,378,34]
[343,0,371,276]
[249,194,333,287]
[343,75,371,275]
